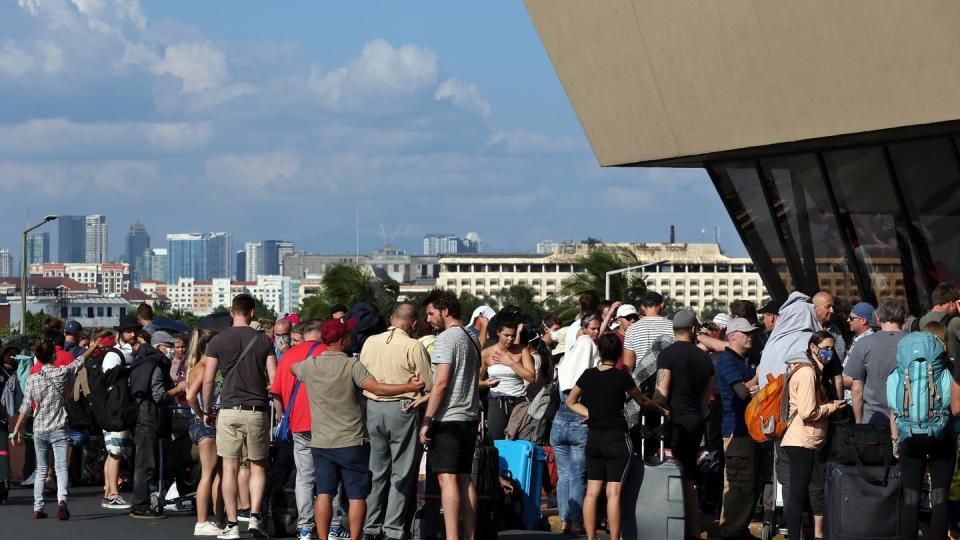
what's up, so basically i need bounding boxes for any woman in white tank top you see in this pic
[481,317,535,440]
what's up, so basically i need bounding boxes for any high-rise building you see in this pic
[141,248,167,283]
[244,242,265,280]
[84,214,108,263]
[0,249,13,276]
[423,233,481,256]
[27,232,51,264]
[126,221,150,284]
[263,240,294,275]
[536,240,557,254]
[167,233,232,282]
[57,215,86,263]
[236,250,247,282]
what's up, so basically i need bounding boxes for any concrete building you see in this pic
[536,241,557,255]
[126,221,150,284]
[0,249,12,277]
[30,262,130,295]
[27,233,51,265]
[526,0,960,314]
[1,276,127,329]
[249,275,301,317]
[283,253,370,279]
[423,233,481,256]
[84,214,108,264]
[57,215,86,263]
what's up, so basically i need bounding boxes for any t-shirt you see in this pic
[919,311,960,360]
[843,330,906,426]
[270,340,326,434]
[30,346,75,375]
[206,326,274,408]
[102,343,133,372]
[715,348,754,437]
[432,327,481,423]
[575,366,636,432]
[292,351,373,448]
[624,316,675,362]
[656,341,715,418]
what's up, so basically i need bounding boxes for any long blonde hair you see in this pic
[186,328,217,378]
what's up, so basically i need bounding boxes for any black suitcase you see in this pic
[824,462,908,540]
[621,416,687,540]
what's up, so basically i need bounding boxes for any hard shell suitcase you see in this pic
[824,462,908,540]
[621,415,687,540]
[494,439,546,529]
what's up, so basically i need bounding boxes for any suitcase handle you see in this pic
[640,412,666,457]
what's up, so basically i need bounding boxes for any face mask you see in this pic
[818,348,833,364]
[276,336,291,348]
[166,347,175,360]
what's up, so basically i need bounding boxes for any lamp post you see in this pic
[605,259,669,300]
[20,215,58,335]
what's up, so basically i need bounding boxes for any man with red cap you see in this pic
[292,317,425,540]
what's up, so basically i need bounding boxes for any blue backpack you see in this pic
[886,332,953,449]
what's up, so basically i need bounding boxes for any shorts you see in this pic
[586,429,633,482]
[67,429,88,447]
[216,408,269,461]
[668,415,706,481]
[102,430,133,459]
[189,417,217,444]
[312,444,372,500]
[428,421,478,475]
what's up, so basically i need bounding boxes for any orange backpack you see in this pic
[745,368,801,443]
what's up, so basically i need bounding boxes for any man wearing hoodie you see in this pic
[757,292,820,388]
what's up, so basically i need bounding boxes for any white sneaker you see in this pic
[248,516,268,538]
[195,521,223,537]
[217,524,240,540]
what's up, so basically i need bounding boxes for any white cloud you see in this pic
[37,41,63,73]
[205,151,302,189]
[486,129,587,155]
[435,77,490,116]
[122,40,230,94]
[0,159,158,196]
[0,118,213,157]
[0,40,35,77]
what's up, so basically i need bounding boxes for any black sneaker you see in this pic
[129,506,167,520]
[57,501,70,520]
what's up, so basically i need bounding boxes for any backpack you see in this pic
[886,332,953,448]
[745,367,803,443]
[86,349,138,432]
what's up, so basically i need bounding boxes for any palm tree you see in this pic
[560,248,649,304]
[297,264,400,320]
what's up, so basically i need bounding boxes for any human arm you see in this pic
[151,365,167,404]
[201,355,219,427]
[599,301,622,336]
[491,348,535,383]
[889,412,899,457]
[702,375,715,416]
[628,386,669,416]
[10,406,30,445]
[952,380,960,417]
[266,353,277,388]
[793,367,844,421]
[851,379,864,424]
[419,362,452,445]
[478,349,500,389]
[696,334,726,353]
[185,366,204,418]
[654,368,671,408]
[565,385,589,420]
[622,348,636,375]
[844,346,866,422]
[361,376,425,398]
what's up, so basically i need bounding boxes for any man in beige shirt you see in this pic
[359,303,433,540]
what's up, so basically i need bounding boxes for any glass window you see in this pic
[447,280,455,286]
[530,264,543,272]
[516,264,528,272]
[547,280,556,286]
[504,279,513,286]
[472,264,484,272]
[502,265,514,273]
[487,264,500,272]
[87,307,94,318]
[558,264,573,272]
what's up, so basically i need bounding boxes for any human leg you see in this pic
[383,402,421,539]
[458,473,477,540]
[33,432,51,512]
[583,480,604,540]
[783,446,815,540]
[132,420,158,509]
[292,432,316,532]
[719,436,758,539]
[196,436,218,524]
[927,436,956,540]
[606,482,624,540]
[50,430,69,504]
[220,457,240,523]
[363,401,390,537]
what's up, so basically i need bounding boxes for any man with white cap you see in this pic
[608,303,638,372]
[466,305,496,346]
[714,318,761,540]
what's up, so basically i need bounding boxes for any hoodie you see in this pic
[757,292,821,388]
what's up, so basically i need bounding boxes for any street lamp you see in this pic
[20,215,58,335]
[605,259,668,300]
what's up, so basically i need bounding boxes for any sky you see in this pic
[0,0,746,264]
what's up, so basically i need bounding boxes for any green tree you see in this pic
[662,297,687,318]
[295,264,400,321]
[254,298,277,321]
[699,298,730,322]
[557,248,649,322]
[497,284,547,324]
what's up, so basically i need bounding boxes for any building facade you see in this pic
[249,275,301,317]
[167,232,232,282]
[0,249,12,276]
[126,221,150,284]
[27,232,51,265]
[139,248,168,284]
[84,214,108,264]
[30,262,131,295]
[423,233,481,256]
[57,215,86,263]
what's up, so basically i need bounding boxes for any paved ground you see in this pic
[0,485,590,539]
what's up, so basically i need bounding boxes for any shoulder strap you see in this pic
[460,327,481,358]
[221,332,261,381]
[284,342,323,415]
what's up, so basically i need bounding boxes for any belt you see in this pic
[225,405,268,412]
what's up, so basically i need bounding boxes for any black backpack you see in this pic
[86,349,138,432]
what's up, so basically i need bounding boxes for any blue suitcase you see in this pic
[494,439,546,530]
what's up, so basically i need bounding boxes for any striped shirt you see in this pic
[19,357,83,433]
[623,316,675,361]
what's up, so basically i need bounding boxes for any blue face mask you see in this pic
[818,348,833,364]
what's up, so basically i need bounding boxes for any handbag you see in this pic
[275,342,322,442]
[826,423,893,486]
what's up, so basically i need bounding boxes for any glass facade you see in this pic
[707,135,960,315]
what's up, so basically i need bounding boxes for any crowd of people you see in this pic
[3,285,960,540]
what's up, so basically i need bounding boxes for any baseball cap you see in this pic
[615,304,638,319]
[758,300,783,315]
[726,318,759,335]
[712,313,733,328]
[850,302,876,325]
[469,306,497,327]
[321,317,358,345]
[283,313,301,325]
[151,331,176,347]
[64,320,83,336]
[672,309,699,329]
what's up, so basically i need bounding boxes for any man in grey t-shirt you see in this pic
[419,289,481,540]
[844,297,907,426]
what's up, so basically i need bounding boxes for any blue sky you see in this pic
[0,0,744,264]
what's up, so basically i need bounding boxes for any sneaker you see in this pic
[129,505,167,520]
[33,510,47,519]
[194,521,224,537]
[102,495,132,509]
[328,526,351,539]
[237,508,251,522]
[248,516,268,538]
[57,501,70,520]
[218,524,240,540]
[297,528,315,540]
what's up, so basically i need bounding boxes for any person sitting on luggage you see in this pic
[565,333,668,540]
[781,331,847,540]
[654,310,716,540]
[11,339,84,520]
[889,330,960,540]
[480,315,535,440]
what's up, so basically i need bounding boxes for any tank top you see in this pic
[488,362,526,398]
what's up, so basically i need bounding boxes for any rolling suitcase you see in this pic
[824,462,907,540]
[621,415,687,540]
[494,439,546,529]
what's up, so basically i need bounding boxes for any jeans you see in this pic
[783,446,817,540]
[900,435,956,540]
[550,407,588,522]
[292,432,316,531]
[133,402,160,509]
[33,429,69,511]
